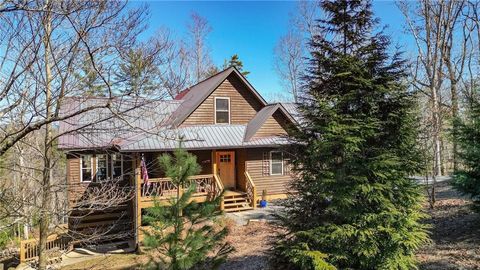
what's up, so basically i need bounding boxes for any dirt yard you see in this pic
[417,181,480,269]
[61,181,480,270]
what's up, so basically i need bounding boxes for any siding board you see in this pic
[245,148,292,196]
[182,75,263,126]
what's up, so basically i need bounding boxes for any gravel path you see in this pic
[417,181,480,270]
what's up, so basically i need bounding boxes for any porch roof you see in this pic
[118,124,289,152]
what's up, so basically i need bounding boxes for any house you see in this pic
[57,67,299,246]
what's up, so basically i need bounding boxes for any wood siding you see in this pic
[245,148,292,196]
[66,152,134,241]
[181,75,263,126]
[252,111,289,139]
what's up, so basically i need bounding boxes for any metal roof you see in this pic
[280,103,303,123]
[58,97,181,150]
[119,124,289,152]
[244,104,281,141]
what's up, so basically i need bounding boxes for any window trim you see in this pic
[80,155,94,183]
[270,151,284,176]
[96,154,109,182]
[110,153,124,180]
[214,97,230,124]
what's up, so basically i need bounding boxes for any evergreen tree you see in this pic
[143,147,232,270]
[276,1,429,269]
[223,54,249,76]
[115,48,160,96]
[74,56,106,96]
[452,97,480,210]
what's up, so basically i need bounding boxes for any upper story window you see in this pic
[270,151,283,175]
[215,97,230,124]
[80,155,93,182]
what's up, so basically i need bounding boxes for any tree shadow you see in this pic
[219,255,272,270]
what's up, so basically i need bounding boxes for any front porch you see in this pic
[132,149,258,243]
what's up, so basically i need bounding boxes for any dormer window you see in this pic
[215,97,230,124]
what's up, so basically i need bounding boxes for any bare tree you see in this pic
[0,1,173,269]
[398,0,479,207]
[274,30,305,103]
[186,12,213,83]
[273,1,321,103]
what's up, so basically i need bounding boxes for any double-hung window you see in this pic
[270,151,283,175]
[80,155,93,182]
[111,153,123,179]
[215,97,230,124]
[96,154,108,181]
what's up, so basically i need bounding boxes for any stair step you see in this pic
[224,194,247,199]
[224,206,253,213]
[224,202,250,207]
[224,197,248,203]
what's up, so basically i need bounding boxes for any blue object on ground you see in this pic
[259,200,267,208]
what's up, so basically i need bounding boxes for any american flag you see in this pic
[141,155,149,185]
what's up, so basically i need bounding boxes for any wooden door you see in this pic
[216,151,236,189]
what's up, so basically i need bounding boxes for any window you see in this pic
[219,154,231,163]
[96,154,108,181]
[215,97,230,124]
[80,155,93,182]
[111,153,123,179]
[270,151,283,175]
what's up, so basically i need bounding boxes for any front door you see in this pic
[216,151,235,189]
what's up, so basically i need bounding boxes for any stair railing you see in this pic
[244,171,257,209]
[213,173,225,210]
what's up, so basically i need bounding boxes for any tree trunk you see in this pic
[38,3,52,269]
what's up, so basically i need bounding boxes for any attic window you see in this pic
[215,97,230,124]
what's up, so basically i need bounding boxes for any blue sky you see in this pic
[136,1,411,101]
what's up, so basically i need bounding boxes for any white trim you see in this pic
[270,151,283,176]
[110,153,124,180]
[96,154,109,182]
[80,154,94,183]
[214,97,230,124]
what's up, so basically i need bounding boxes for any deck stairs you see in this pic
[223,190,253,213]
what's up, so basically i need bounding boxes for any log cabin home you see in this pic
[57,67,300,247]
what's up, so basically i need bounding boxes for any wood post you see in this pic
[133,154,141,247]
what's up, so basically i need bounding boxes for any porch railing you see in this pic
[19,234,71,263]
[244,171,257,208]
[141,174,222,199]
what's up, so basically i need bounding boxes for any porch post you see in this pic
[133,153,141,248]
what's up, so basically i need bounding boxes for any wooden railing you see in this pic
[213,174,225,210]
[244,171,257,209]
[141,174,221,199]
[19,234,71,263]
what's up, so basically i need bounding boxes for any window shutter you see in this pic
[262,152,270,176]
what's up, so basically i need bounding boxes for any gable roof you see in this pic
[243,103,298,142]
[168,66,267,127]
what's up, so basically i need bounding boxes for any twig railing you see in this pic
[244,171,257,208]
[141,174,222,199]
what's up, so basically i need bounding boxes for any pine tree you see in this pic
[276,1,429,269]
[115,48,160,96]
[142,147,232,270]
[74,56,106,96]
[452,97,480,210]
[223,54,249,76]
